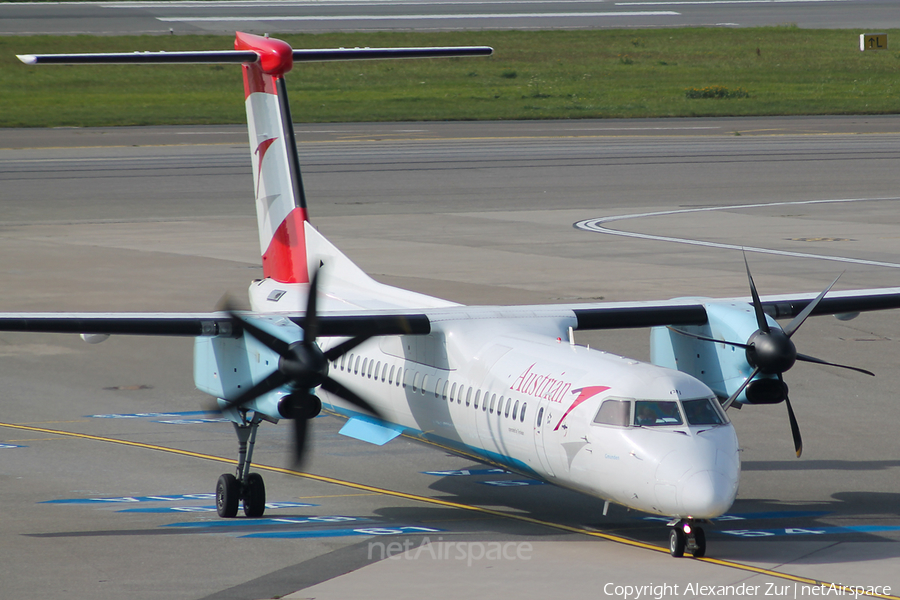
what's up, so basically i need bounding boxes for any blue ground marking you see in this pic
[478,480,545,487]
[151,418,230,424]
[0,443,26,449]
[243,525,443,539]
[120,502,316,514]
[87,410,216,419]
[422,468,510,476]
[164,515,365,528]
[640,510,831,523]
[43,493,217,504]
[721,525,900,537]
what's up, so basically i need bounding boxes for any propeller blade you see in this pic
[323,334,373,362]
[743,252,770,334]
[303,268,321,345]
[229,312,292,356]
[291,410,309,465]
[796,353,874,376]
[780,375,803,457]
[783,273,841,338]
[721,366,761,411]
[320,377,383,419]
[220,370,290,412]
[666,326,751,350]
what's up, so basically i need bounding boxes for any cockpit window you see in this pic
[634,400,683,426]
[593,399,631,427]
[683,398,725,425]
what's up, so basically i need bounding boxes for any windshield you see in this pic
[634,400,683,426]
[682,398,726,425]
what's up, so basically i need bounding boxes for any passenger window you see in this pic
[400,368,406,388]
[465,388,472,407]
[484,393,491,412]
[504,398,511,418]
[450,382,457,403]
[683,398,725,425]
[512,400,519,420]
[435,378,442,398]
[634,400,683,426]
[520,403,527,422]
[422,374,429,395]
[474,390,481,409]
[348,353,355,373]
[382,363,388,382]
[389,365,395,384]
[340,355,345,371]
[442,380,449,401]
[367,360,374,379]
[361,357,368,376]
[413,372,421,393]
[375,361,381,379]
[536,406,543,427]
[594,399,631,427]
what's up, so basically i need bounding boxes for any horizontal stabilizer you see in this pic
[339,417,403,446]
[18,46,492,66]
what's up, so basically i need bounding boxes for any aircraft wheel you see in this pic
[242,473,266,518]
[669,527,686,557]
[691,527,706,558]
[216,473,240,518]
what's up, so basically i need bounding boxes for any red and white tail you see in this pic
[236,32,311,285]
[18,34,491,305]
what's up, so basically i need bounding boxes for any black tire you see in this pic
[691,527,706,558]
[242,472,266,518]
[669,527,686,557]
[216,473,239,518]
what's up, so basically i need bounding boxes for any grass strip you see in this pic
[1,27,899,127]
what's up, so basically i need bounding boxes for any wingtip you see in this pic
[17,55,37,65]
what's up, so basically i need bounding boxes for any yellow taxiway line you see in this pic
[2,419,898,599]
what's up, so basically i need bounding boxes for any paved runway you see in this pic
[2,118,900,599]
[1,0,897,35]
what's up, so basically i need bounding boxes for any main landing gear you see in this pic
[216,414,267,518]
[668,518,706,558]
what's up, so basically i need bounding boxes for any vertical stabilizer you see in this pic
[236,32,310,284]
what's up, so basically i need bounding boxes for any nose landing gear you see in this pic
[668,519,706,557]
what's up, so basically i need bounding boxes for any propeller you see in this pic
[670,255,873,457]
[220,268,382,464]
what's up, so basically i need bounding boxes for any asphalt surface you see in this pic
[1,0,898,35]
[2,117,900,599]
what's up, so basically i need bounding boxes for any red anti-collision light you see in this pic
[234,31,293,76]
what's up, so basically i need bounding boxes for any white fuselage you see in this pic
[315,314,740,519]
[245,227,740,521]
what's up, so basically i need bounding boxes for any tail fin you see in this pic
[17,36,492,288]
[236,32,310,285]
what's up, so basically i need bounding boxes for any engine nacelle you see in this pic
[650,300,783,405]
[193,315,304,421]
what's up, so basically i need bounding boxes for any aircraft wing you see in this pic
[0,287,898,338]
[0,311,430,337]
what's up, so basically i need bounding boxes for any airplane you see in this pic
[10,32,900,559]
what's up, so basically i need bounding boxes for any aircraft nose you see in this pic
[679,468,737,518]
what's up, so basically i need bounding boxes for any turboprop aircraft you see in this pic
[11,32,900,558]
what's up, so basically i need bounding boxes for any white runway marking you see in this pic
[617,0,847,5]
[157,12,679,22]
[574,197,900,269]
